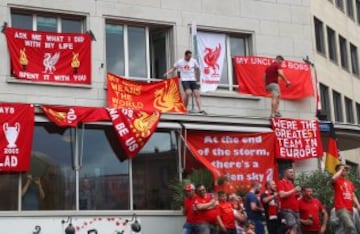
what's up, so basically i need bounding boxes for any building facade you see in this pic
[0,0,356,233]
[311,0,360,169]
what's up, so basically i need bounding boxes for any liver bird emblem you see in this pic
[133,111,160,138]
[43,52,60,74]
[153,79,185,112]
[203,43,221,75]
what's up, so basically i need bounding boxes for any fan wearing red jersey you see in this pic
[331,163,360,234]
[298,186,328,234]
[183,184,197,234]
[278,167,301,234]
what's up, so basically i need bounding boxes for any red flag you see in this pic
[186,131,275,192]
[5,27,91,84]
[106,108,160,158]
[233,56,314,99]
[0,103,34,172]
[42,106,109,127]
[107,73,187,113]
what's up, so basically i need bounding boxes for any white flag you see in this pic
[197,32,226,92]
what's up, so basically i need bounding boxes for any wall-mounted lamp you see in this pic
[62,216,75,234]
[125,213,141,233]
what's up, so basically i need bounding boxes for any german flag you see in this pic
[325,123,339,174]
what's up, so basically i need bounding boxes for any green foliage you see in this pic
[295,169,360,211]
[169,169,214,209]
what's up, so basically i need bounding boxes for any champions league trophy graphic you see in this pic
[3,122,20,148]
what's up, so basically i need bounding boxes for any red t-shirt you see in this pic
[218,201,236,229]
[193,194,219,224]
[299,198,323,232]
[184,197,196,223]
[265,62,281,85]
[333,177,355,212]
[277,179,299,211]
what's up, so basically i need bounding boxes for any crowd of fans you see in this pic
[182,164,360,234]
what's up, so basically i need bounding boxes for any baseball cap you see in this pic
[184,184,195,191]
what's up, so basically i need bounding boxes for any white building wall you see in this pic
[0,0,315,119]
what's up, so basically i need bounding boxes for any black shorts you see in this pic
[182,81,199,91]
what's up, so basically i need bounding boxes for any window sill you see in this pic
[201,91,260,100]
[6,76,92,89]
[0,210,183,217]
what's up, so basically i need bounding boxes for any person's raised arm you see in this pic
[279,186,301,198]
[331,165,346,183]
[262,192,277,204]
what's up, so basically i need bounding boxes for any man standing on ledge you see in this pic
[164,50,205,113]
[264,55,291,118]
[331,163,360,234]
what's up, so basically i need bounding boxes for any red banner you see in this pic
[233,56,314,99]
[0,103,34,172]
[186,131,275,192]
[272,118,323,160]
[42,106,109,127]
[5,27,91,84]
[107,73,187,113]
[107,108,160,158]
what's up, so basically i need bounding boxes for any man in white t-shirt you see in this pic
[164,50,204,113]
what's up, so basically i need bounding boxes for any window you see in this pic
[350,43,359,75]
[22,124,76,210]
[79,125,130,210]
[336,0,345,11]
[314,17,326,54]
[357,0,360,23]
[132,131,178,210]
[356,102,360,123]
[346,0,355,18]
[339,35,349,70]
[319,83,332,120]
[11,10,84,33]
[105,21,173,80]
[333,90,344,122]
[345,97,354,123]
[219,33,251,90]
[327,27,337,63]
[0,174,18,210]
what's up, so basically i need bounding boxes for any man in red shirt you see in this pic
[261,180,279,234]
[193,184,218,234]
[299,186,328,234]
[331,163,360,234]
[278,167,301,234]
[183,184,197,234]
[217,191,238,234]
[264,55,291,118]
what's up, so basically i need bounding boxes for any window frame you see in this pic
[333,90,344,122]
[339,35,349,70]
[105,19,174,82]
[6,119,183,213]
[326,26,338,63]
[196,28,253,92]
[350,43,359,76]
[346,0,355,19]
[345,97,355,123]
[314,17,326,55]
[319,83,332,121]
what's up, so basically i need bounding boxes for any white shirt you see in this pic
[174,58,199,81]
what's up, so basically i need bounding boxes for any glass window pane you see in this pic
[37,16,57,32]
[0,174,18,210]
[133,131,178,210]
[128,26,147,77]
[79,125,129,210]
[22,124,76,210]
[106,24,125,76]
[150,29,168,79]
[11,13,33,30]
[230,37,246,86]
[62,18,82,33]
